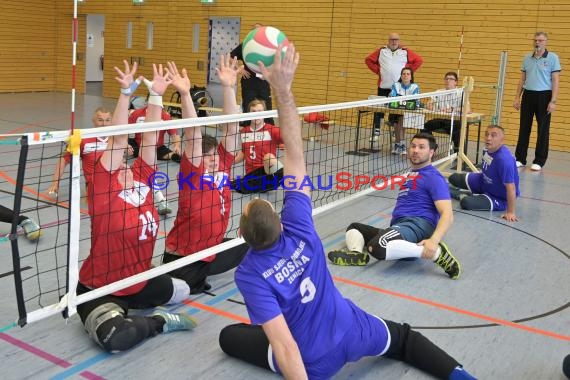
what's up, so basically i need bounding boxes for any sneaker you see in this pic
[328,248,370,266]
[435,242,461,279]
[530,163,542,171]
[157,200,172,215]
[152,308,197,333]
[448,186,467,201]
[398,144,407,155]
[391,143,400,155]
[516,161,524,168]
[19,218,43,241]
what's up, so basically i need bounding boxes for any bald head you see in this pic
[387,32,401,50]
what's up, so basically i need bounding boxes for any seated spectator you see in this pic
[389,67,420,155]
[423,72,471,153]
[448,125,519,222]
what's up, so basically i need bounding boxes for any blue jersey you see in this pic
[479,145,520,201]
[235,191,354,364]
[521,50,561,91]
[391,165,450,227]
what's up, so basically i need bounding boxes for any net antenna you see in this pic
[457,26,464,78]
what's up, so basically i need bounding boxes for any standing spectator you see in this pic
[423,72,471,153]
[231,24,274,124]
[513,31,561,171]
[365,32,423,142]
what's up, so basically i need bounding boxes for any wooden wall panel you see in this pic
[0,0,568,150]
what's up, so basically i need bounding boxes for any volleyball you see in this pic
[242,26,289,75]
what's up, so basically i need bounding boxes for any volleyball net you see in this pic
[6,88,467,326]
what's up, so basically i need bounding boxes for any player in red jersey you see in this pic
[162,55,248,294]
[128,106,179,215]
[76,60,195,354]
[233,99,284,193]
[46,108,112,214]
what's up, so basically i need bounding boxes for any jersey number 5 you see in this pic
[249,145,256,160]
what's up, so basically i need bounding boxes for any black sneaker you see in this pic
[328,248,370,266]
[435,242,461,279]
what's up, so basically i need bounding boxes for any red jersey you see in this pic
[63,137,108,185]
[79,157,159,295]
[129,107,177,147]
[165,145,234,262]
[240,124,282,174]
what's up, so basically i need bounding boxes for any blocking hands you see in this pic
[259,43,299,96]
[217,54,241,88]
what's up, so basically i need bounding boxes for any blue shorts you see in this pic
[466,173,507,211]
[391,216,434,242]
[277,300,390,379]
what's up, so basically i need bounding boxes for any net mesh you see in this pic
[7,88,465,325]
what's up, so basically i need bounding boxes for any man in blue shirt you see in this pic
[448,125,520,222]
[218,43,475,380]
[513,31,561,171]
[328,132,461,280]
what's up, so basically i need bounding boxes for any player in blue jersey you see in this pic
[218,43,475,380]
[448,125,520,222]
[328,132,461,279]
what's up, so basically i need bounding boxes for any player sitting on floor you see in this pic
[231,99,284,194]
[328,132,461,280]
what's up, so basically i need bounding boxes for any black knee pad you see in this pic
[460,194,492,211]
[448,173,468,189]
[96,315,153,353]
[367,228,402,260]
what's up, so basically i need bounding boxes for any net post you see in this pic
[11,135,29,327]
[456,76,478,173]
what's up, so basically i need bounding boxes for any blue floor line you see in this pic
[49,352,110,380]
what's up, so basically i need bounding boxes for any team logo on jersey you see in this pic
[119,181,151,207]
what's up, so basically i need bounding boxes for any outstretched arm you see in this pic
[501,183,518,222]
[259,44,306,196]
[262,315,307,380]
[167,61,201,166]
[419,199,453,259]
[217,54,241,155]
[140,64,172,166]
[100,60,140,173]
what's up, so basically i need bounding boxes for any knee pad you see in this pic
[167,277,190,305]
[367,228,402,260]
[84,303,125,349]
[345,229,365,252]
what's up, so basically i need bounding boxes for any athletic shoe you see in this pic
[19,218,43,241]
[327,248,370,266]
[516,161,524,168]
[152,308,197,333]
[448,186,464,201]
[156,200,172,215]
[398,144,407,155]
[391,143,400,154]
[530,163,542,171]
[435,242,461,279]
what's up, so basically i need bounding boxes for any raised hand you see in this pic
[146,63,171,96]
[166,61,191,94]
[114,60,140,91]
[259,43,299,96]
[216,54,240,88]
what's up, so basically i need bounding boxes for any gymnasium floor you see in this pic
[0,91,569,380]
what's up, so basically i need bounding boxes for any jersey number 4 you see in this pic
[138,211,158,241]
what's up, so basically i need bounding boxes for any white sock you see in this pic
[154,190,166,203]
[432,246,442,261]
[268,160,283,174]
[385,240,423,260]
[346,229,365,252]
